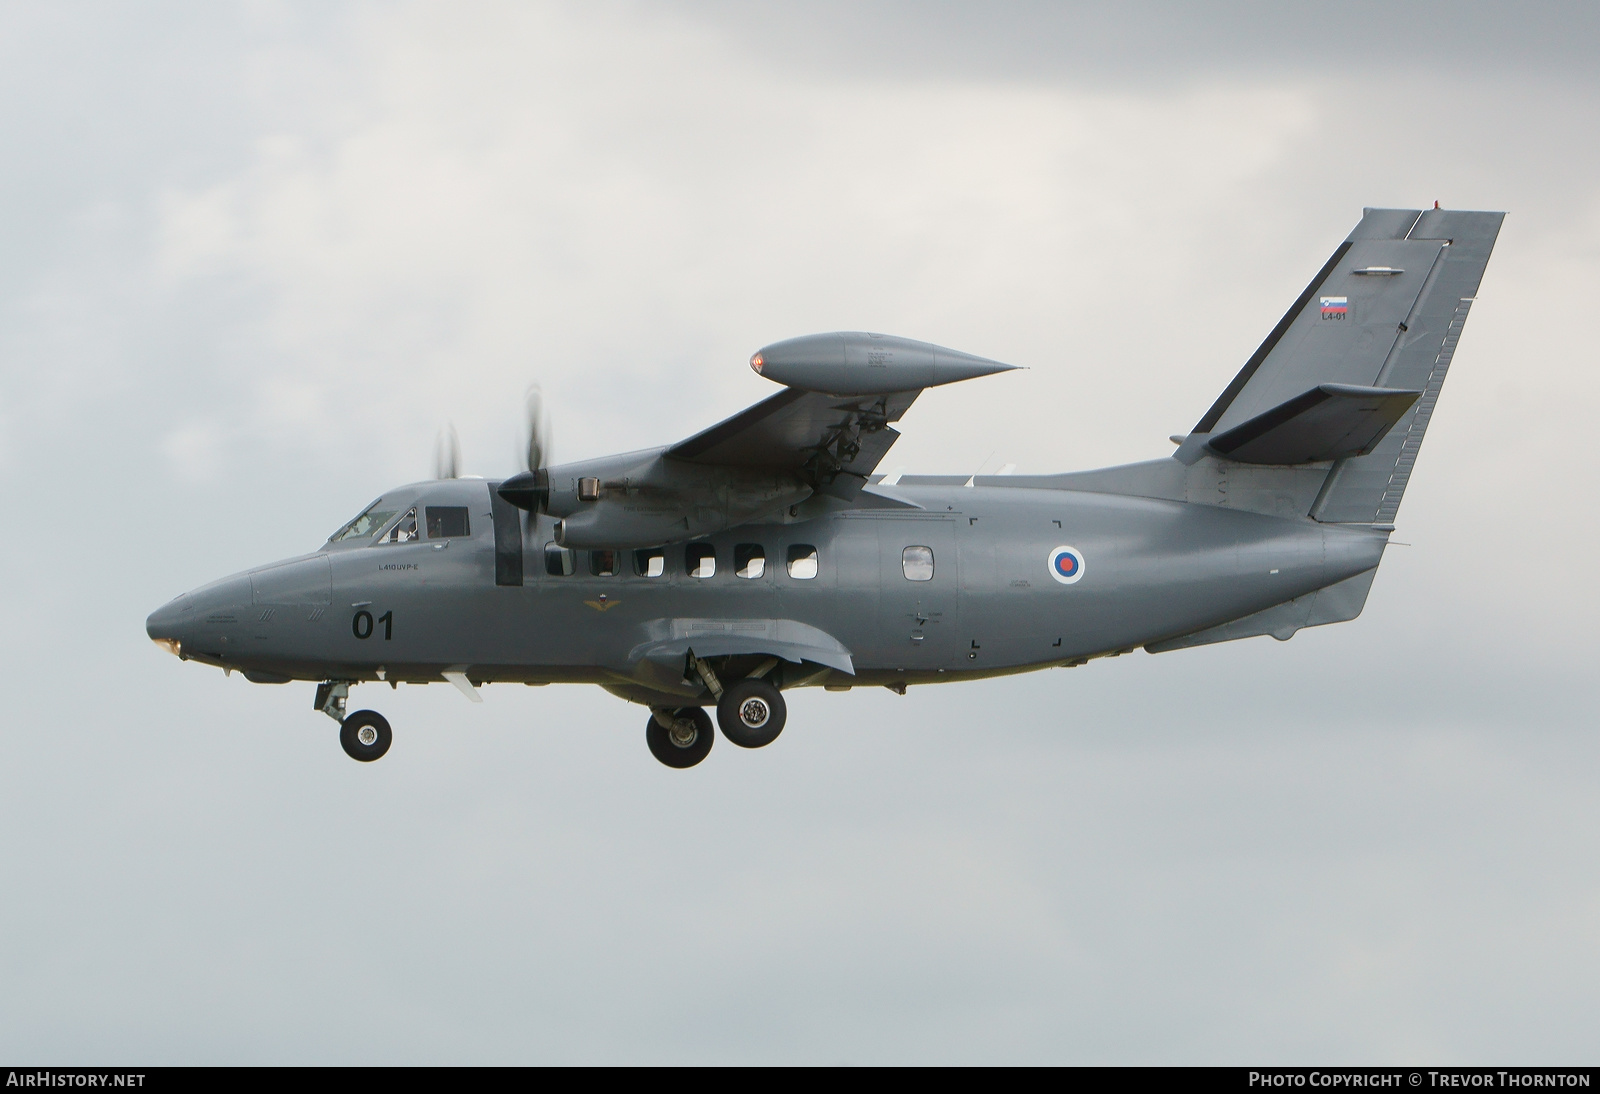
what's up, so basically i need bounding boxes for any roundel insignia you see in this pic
[1047,545,1085,585]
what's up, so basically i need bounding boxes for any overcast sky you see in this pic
[1,1,1596,1064]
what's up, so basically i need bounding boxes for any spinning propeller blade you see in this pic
[434,424,461,480]
[523,385,551,475]
[498,385,552,521]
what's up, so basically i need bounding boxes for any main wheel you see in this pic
[340,709,392,762]
[716,678,786,748]
[646,707,714,769]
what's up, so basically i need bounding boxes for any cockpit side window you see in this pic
[425,506,470,539]
[332,501,397,542]
[381,507,419,544]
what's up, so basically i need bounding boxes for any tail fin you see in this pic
[1182,207,1503,524]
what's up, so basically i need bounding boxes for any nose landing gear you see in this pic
[340,709,393,762]
[316,681,393,763]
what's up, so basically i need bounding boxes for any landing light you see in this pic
[750,352,764,374]
[152,637,182,658]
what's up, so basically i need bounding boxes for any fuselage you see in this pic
[146,476,1387,705]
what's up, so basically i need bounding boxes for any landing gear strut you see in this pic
[646,707,714,769]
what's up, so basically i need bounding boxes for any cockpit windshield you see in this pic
[331,501,398,542]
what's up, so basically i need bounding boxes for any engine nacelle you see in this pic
[531,450,812,549]
[749,331,1016,396]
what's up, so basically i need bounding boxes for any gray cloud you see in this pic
[679,0,1600,83]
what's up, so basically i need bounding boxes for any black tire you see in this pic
[646,707,714,769]
[716,678,786,748]
[340,709,392,762]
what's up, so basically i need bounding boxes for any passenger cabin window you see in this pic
[590,549,619,577]
[634,549,666,578]
[902,545,935,581]
[426,506,470,539]
[333,502,395,542]
[686,543,716,579]
[787,545,819,580]
[544,541,575,576]
[383,507,419,544]
[735,544,766,579]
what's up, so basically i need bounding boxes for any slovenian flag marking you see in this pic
[1320,296,1348,314]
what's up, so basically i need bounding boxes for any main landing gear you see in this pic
[646,677,789,769]
[717,678,786,749]
[316,681,393,763]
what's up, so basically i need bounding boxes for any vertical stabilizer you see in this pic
[1309,209,1503,523]
[1188,207,1502,524]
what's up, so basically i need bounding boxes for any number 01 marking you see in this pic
[352,610,394,640]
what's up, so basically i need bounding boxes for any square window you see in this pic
[734,544,766,579]
[590,549,619,577]
[425,506,470,538]
[786,544,818,579]
[634,548,666,578]
[902,545,935,581]
[544,542,575,576]
[686,543,716,579]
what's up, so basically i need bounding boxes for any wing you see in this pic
[665,387,922,499]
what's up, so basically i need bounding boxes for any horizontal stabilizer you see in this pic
[1204,384,1420,465]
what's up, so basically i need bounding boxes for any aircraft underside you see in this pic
[153,480,1389,766]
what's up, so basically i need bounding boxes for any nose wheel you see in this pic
[646,707,714,768]
[340,709,392,762]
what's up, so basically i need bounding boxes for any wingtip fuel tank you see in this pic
[750,331,1017,396]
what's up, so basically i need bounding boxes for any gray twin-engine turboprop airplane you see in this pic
[147,206,1502,767]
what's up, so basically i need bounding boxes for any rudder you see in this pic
[1310,209,1503,523]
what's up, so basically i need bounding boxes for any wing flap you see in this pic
[666,388,918,497]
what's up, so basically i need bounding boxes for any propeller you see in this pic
[498,385,552,516]
[434,424,461,480]
[524,386,551,475]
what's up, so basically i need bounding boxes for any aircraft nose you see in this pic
[146,595,192,658]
